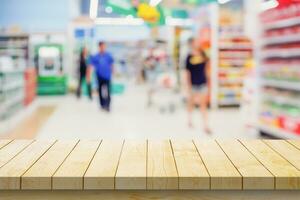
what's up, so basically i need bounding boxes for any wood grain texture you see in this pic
[241,140,300,190]
[84,140,124,190]
[217,140,274,190]
[115,140,147,190]
[0,140,56,190]
[1,191,300,200]
[194,140,242,190]
[171,140,210,190]
[0,140,34,168]
[52,140,101,190]
[147,140,178,190]
[0,140,12,150]
[264,140,300,171]
[287,140,300,151]
[0,140,299,191]
[22,140,79,190]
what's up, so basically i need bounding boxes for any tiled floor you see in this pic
[33,85,258,139]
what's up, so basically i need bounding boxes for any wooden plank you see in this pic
[0,140,12,150]
[0,140,56,190]
[171,140,210,190]
[0,140,34,168]
[84,140,124,190]
[115,140,147,190]
[241,140,300,190]
[1,191,300,200]
[22,140,79,190]
[193,140,242,190]
[52,140,100,190]
[264,140,300,171]
[217,140,274,190]
[288,140,300,150]
[147,140,178,190]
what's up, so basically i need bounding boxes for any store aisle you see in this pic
[35,84,257,139]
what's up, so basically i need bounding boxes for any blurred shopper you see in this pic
[90,42,114,112]
[76,47,92,100]
[185,38,211,134]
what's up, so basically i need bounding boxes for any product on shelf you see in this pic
[218,36,252,106]
[259,2,300,138]
[0,70,25,120]
[0,34,29,121]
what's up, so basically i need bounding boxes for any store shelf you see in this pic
[261,79,300,91]
[259,124,300,139]
[219,99,241,106]
[261,48,300,58]
[219,45,252,50]
[262,33,300,46]
[219,88,242,93]
[263,95,300,107]
[0,34,29,121]
[264,16,300,30]
[219,68,244,73]
[1,80,24,91]
[219,78,244,84]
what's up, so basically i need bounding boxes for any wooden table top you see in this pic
[0,139,299,191]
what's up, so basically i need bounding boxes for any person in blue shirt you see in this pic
[90,42,114,112]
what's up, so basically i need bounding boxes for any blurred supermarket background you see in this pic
[0,0,300,139]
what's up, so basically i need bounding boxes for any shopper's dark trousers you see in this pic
[77,73,92,100]
[97,76,111,111]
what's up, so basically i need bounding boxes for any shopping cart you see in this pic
[150,70,179,114]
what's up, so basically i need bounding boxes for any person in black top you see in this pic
[76,47,92,100]
[185,38,211,134]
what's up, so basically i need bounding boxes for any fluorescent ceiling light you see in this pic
[94,17,193,26]
[261,0,278,11]
[150,0,163,7]
[90,0,99,19]
[166,17,194,27]
[218,0,231,4]
[94,17,145,26]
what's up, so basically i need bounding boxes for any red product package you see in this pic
[279,115,300,135]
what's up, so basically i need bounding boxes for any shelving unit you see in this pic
[217,36,252,107]
[0,34,29,121]
[259,3,300,138]
[0,70,25,120]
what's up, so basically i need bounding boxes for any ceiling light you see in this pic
[166,17,194,27]
[218,0,231,4]
[94,17,145,26]
[150,0,163,7]
[90,0,99,19]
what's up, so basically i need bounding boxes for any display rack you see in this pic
[0,34,29,120]
[217,35,252,106]
[259,3,300,138]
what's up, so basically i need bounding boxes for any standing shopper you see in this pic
[77,47,92,100]
[90,42,114,112]
[185,38,211,134]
